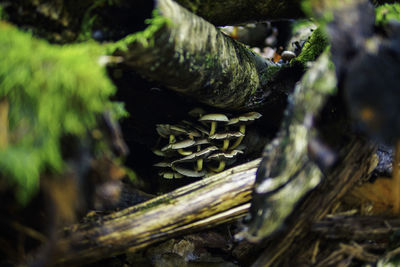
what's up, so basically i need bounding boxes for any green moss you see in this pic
[106,10,171,54]
[0,22,121,204]
[292,27,329,65]
[376,3,400,25]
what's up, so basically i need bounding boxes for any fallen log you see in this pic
[112,0,280,110]
[54,159,260,266]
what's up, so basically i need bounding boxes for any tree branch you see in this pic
[54,159,260,266]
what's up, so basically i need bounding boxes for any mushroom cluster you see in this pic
[153,109,262,179]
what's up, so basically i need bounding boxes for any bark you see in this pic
[174,0,305,26]
[53,159,260,266]
[115,0,279,110]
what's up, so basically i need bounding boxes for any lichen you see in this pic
[106,10,171,54]
[0,21,121,204]
[375,3,400,25]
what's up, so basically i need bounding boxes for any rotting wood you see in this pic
[114,0,279,110]
[54,159,260,266]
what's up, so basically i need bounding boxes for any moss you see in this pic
[0,22,121,204]
[106,10,171,54]
[376,3,400,25]
[292,27,329,65]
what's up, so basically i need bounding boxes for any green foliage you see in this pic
[376,3,400,25]
[293,27,329,65]
[106,10,171,53]
[0,22,119,204]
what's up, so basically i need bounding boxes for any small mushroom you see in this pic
[181,120,209,136]
[199,114,229,135]
[153,161,172,168]
[226,112,262,149]
[152,149,166,157]
[207,150,244,172]
[156,124,200,142]
[208,131,244,151]
[281,50,296,62]
[173,165,207,178]
[161,139,196,156]
[159,171,183,179]
[173,146,218,171]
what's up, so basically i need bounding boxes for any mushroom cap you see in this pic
[226,112,262,125]
[181,120,209,136]
[194,138,210,145]
[209,131,244,140]
[207,150,244,160]
[281,50,296,61]
[153,161,172,168]
[156,124,200,138]
[161,139,196,152]
[172,146,218,164]
[199,113,229,123]
[173,166,207,177]
[159,171,183,179]
[152,149,168,157]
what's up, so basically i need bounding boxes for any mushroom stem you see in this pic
[178,148,192,156]
[169,134,176,143]
[209,161,226,172]
[209,122,217,135]
[222,139,230,151]
[196,159,203,171]
[229,124,246,150]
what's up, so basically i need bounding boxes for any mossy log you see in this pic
[174,0,305,25]
[113,0,278,110]
[54,159,260,266]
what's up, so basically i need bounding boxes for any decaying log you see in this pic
[174,0,305,26]
[54,159,260,266]
[115,0,279,110]
[239,51,338,243]
[250,138,376,266]
[229,50,378,266]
